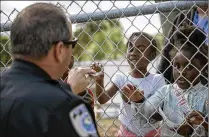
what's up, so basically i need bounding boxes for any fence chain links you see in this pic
[1,1,208,137]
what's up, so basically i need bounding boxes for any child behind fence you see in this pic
[125,26,208,137]
[157,5,208,84]
[95,32,166,137]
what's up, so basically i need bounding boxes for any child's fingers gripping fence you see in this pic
[1,1,208,136]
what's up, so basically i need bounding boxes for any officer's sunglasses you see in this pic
[53,38,78,49]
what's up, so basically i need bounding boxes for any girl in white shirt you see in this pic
[124,26,208,137]
[95,32,165,137]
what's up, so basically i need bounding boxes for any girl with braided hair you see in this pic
[157,6,208,84]
[126,26,208,137]
[95,31,166,137]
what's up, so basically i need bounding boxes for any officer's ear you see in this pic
[53,41,66,63]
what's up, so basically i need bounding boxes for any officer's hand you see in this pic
[67,67,96,94]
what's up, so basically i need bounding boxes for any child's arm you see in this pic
[188,110,208,132]
[150,74,166,121]
[94,63,119,104]
[177,110,208,136]
[126,85,167,120]
[96,77,118,104]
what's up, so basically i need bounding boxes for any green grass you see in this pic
[96,118,121,137]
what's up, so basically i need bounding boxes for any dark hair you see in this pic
[180,44,207,68]
[127,32,158,59]
[10,3,71,59]
[171,25,206,48]
[169,26,208,85]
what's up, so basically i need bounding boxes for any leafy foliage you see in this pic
[0,35,12,68]
[73,19,126,61]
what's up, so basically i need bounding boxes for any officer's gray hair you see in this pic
[10,3,71,59]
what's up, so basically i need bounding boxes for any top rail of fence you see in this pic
[0,1,207,32]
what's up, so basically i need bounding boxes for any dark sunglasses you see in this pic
[53,38,78,49]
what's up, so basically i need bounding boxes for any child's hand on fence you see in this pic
[90,62,104,82]
[187,110,205,125]
[187,111,208,131]
[176,122,193,136]
[122,84,144,103]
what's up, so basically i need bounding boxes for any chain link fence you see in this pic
[1,1,208,137]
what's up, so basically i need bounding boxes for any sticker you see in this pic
[69,104,98,137]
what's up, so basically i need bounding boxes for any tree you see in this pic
[0,20,126,69]
[73,19,126,61]
[0,35,12,68]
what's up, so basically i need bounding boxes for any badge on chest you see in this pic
[69,104,98,137]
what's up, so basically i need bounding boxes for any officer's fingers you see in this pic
[85,74,94,84]
[67,68,86,82]
[72,76,92,94]
[70,67,95,79]
[77,67,96,75]
[68,67,78,75]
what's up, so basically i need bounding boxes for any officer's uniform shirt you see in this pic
[0,59,99,137]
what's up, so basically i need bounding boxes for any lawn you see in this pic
[96,118,121,137]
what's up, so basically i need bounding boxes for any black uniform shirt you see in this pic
[0,59,99,137]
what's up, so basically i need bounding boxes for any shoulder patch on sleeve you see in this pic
[69,104,98,137]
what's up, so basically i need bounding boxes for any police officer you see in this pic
[0,3,99,137]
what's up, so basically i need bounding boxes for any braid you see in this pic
[170,26,208,85]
